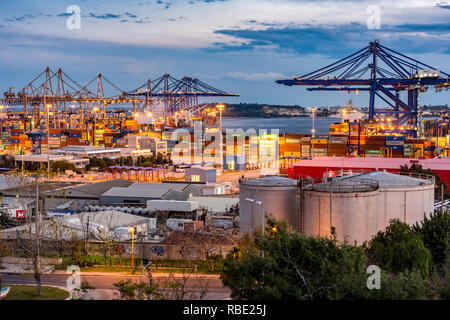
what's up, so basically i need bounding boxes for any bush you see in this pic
[337,268,430,300]
[366,219,432,278]
[222,218,367,300]
[413,211,450,265]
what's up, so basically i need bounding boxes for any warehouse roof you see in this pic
[189,196,239,213]
[69,179,134,197]
[101,182,191,199]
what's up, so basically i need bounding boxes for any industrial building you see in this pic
[185,166,217,183]
[239,172,435,244]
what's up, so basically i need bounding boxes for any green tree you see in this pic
[366,219,432,278]
[50,160,76,173]
[338,268,430,300]
[221,218,367,300]
[413,211,450,265]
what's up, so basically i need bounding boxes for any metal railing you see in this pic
[303,178,379,193]
[398,172,435,185]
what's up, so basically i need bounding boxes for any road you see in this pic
[2,273,231,300]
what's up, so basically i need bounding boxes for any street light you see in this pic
[216,104,225,133]
[128,226,136,268]
[311,107,316,157]
[245,198,265,258]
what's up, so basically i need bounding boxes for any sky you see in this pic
[0,0,449,108]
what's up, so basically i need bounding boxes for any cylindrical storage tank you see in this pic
[303,186,380,244]
[339,171,435,232]
[239,176,298,234]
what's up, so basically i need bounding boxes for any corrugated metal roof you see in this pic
[189,196,239,212]
[102,182,191,199]
[71,179,134,196]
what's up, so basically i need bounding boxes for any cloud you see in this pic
[213,22,450,56]
[436,2,450,9]
[225,72,287,81]
[88,13,122,20]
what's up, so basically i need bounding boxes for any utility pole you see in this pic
[329,181,333,237]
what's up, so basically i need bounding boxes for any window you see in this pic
[191,175,200,182]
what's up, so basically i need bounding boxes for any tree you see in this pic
[6,169,58,296]
[430,256,450,300]
[413,211,450,265]
[366,219,432,278]
[0,208,20,229]
[221,218,367,300]
[337,268,430,300]
[50,160,76,174]
[114,271,208,300]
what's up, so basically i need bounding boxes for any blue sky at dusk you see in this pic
[0,0,449,108]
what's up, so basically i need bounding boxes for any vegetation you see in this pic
[222,216,450,300]
[413,211,450,265]
[3,285,70,300]
[50,160,76,173]
[114,273,208,300]
[222,219,367,300]
[0,208,21,229]
[86,154,172,171]
[0,154,15,168]
[215,103,305,118]
[366,219,432,278]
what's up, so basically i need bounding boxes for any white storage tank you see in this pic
[239,176,298,234]
[339,171,435,232]
[303,171,435,244]
[302,180,380,244]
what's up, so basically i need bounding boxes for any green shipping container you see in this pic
[365,149,380,155]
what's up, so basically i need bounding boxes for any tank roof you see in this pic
[340,171,433,188]
[240,176,297,187]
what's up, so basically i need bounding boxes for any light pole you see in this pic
[311,107,316,157]
[216,104,225,133]
[46,104,51,177]
[128,226,136,268]
[0,105,3,149]
[245,198,265,258]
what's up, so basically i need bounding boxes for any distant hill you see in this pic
[200,103,306,118]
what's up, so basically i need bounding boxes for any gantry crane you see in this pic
[125,73,239,117]
[277,40,450,137]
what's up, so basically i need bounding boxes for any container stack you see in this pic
[386,136,405,158]
[301,137,311,157]
[328,136,347,156]
[364,136,386,157]
[310,137,328,156]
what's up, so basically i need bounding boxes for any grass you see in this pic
[3,285,70,300]
[59,255,223,274]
